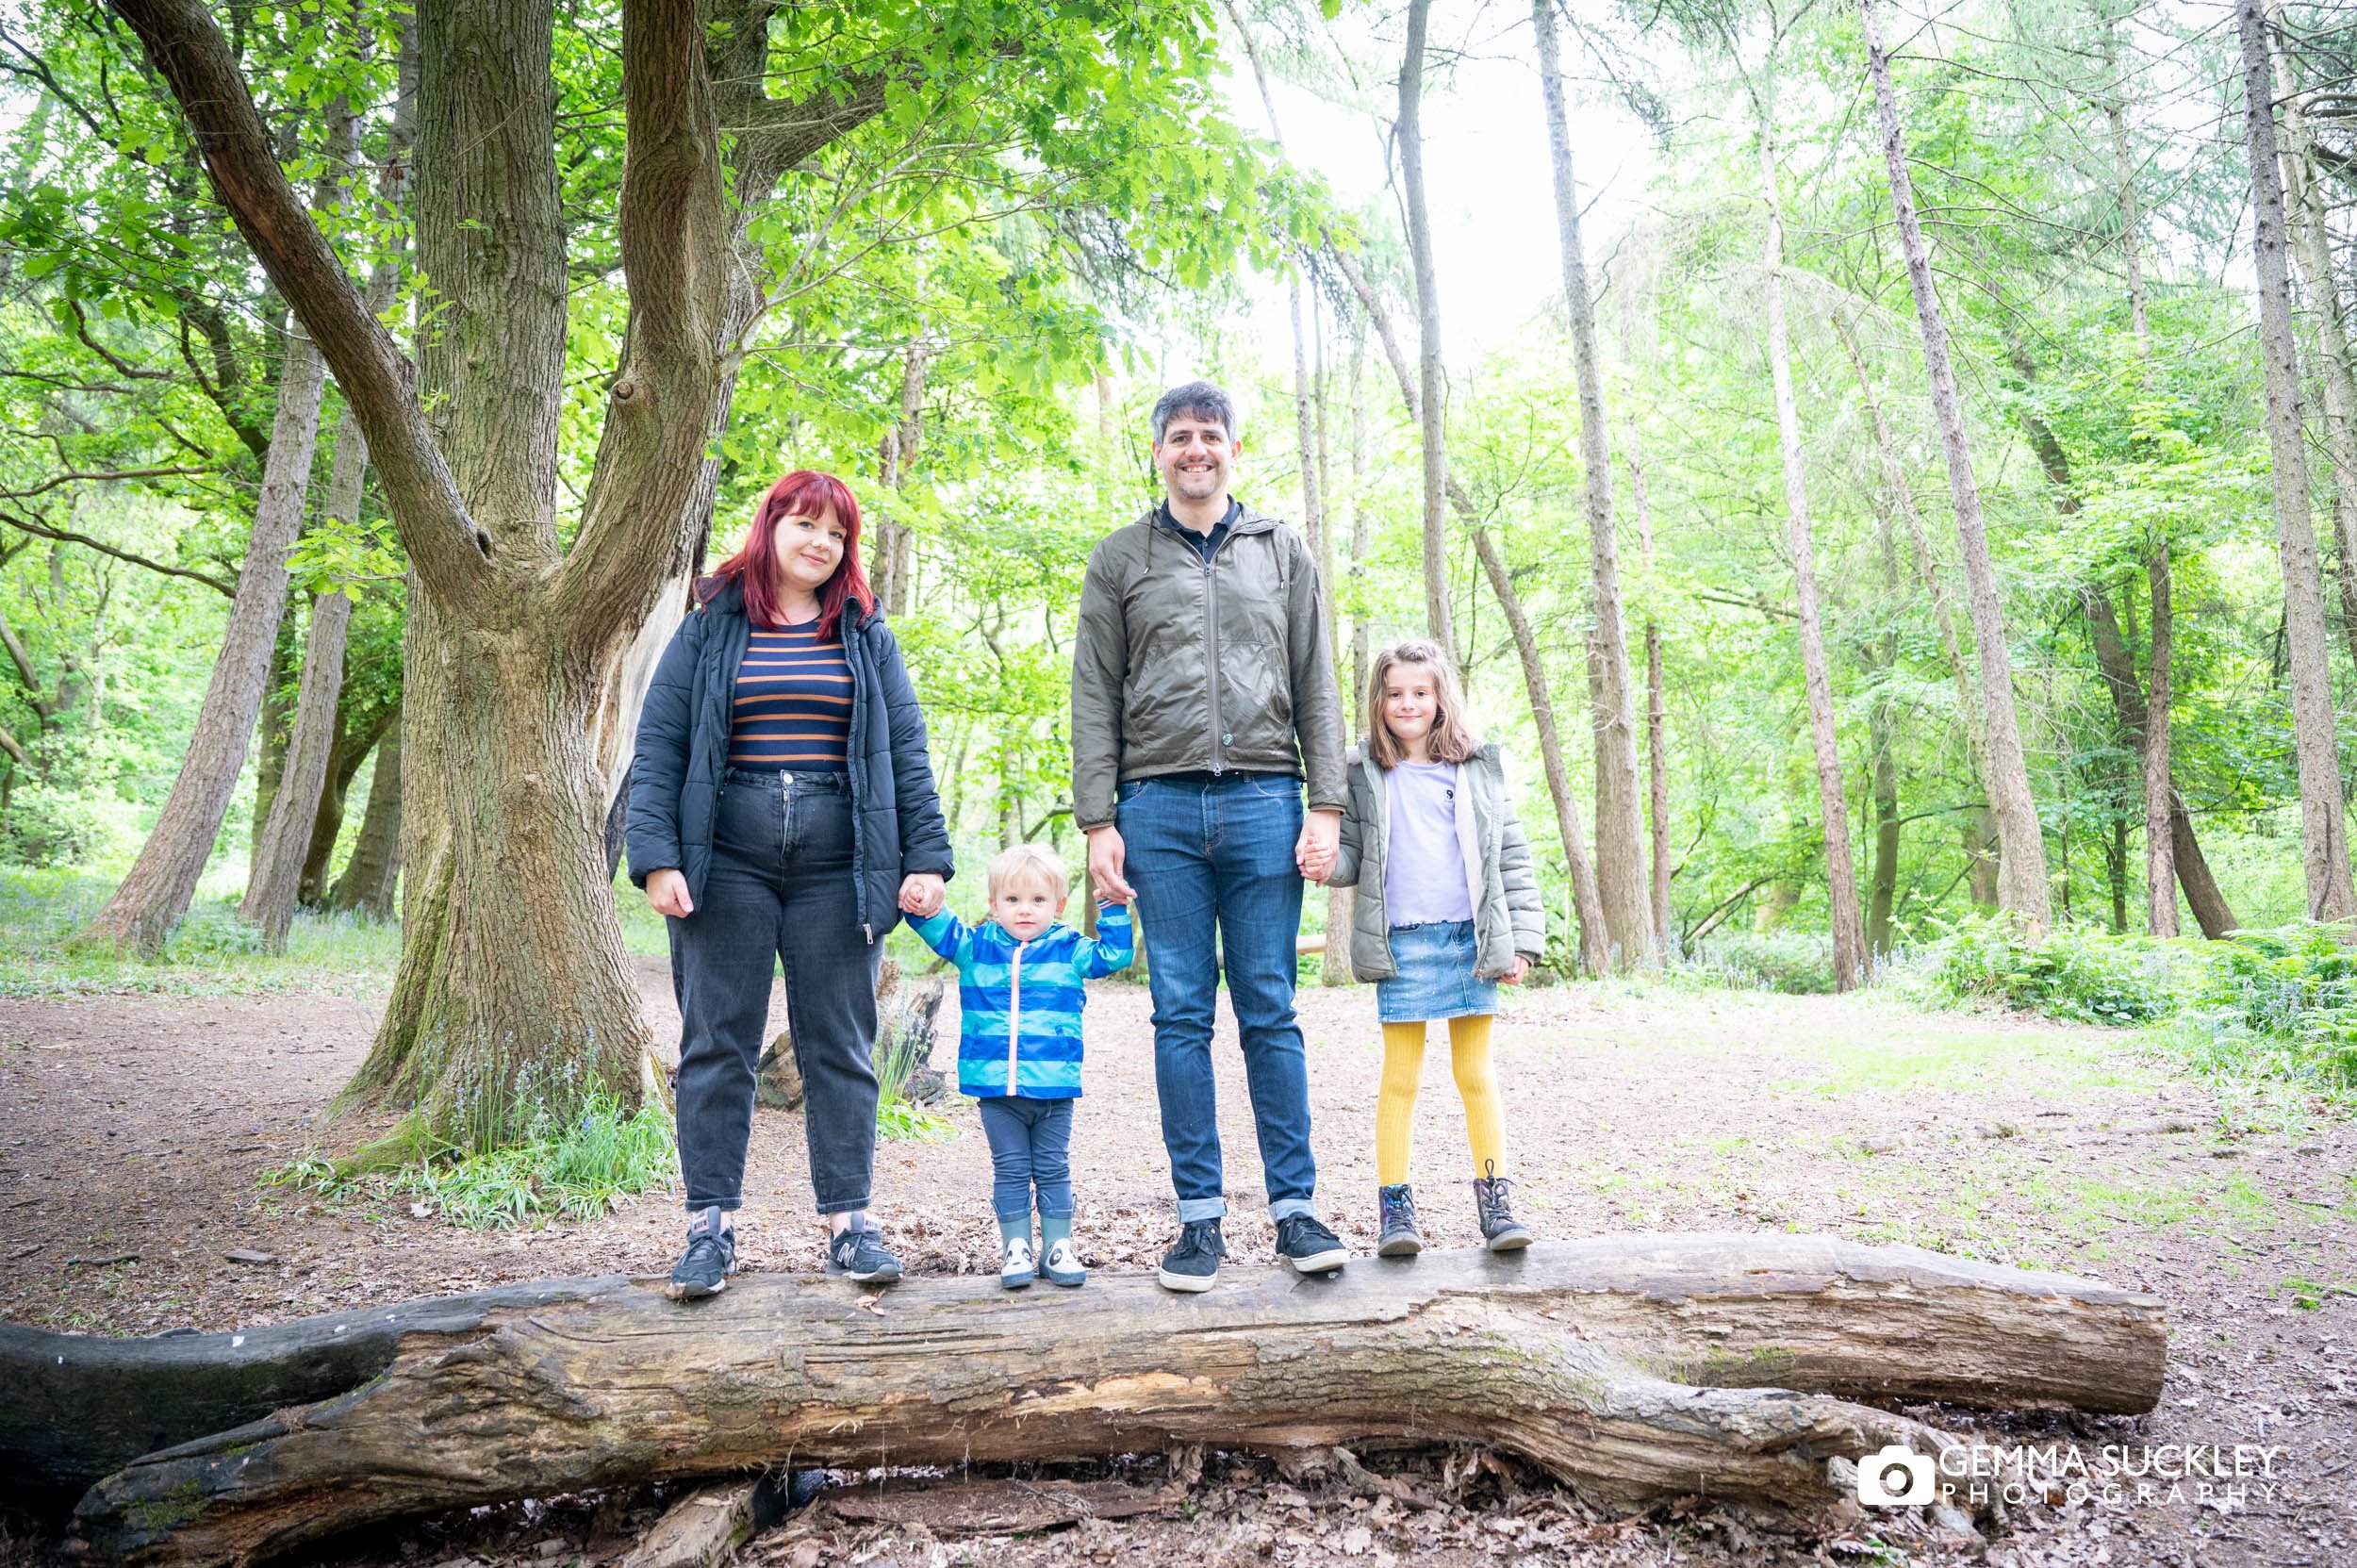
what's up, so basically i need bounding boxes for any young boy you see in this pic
[909,844,1133,1287]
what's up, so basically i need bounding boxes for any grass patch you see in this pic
[0,869,404,996]
[266,1085,676,1229]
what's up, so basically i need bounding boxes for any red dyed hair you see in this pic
[707,470,877,637]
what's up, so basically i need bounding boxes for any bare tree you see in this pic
[1396,0,1458,665]
[2236,0,2357,923]
[1860,0,2052,932]
[1532,0,1654,969]
[1753,115,1866,987]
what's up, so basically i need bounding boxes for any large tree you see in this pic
[110,0,1275,1152]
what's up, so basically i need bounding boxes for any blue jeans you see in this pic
[977,1097,1075,1221]
[1115,773,1317,1223]
[671,769,882,1215]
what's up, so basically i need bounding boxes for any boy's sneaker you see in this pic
[826,1222,903,1283]
[1376,1184,1423,1258]
[1000,1235,1037,1290]
[666,1208,736,1301]
[1474,1164,1532,1252]
[1275,1213,1349,1275]
[1041,1237,1086,1287]
[1158,1218,1226,1293]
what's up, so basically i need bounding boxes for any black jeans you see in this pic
[672,767,882,1214]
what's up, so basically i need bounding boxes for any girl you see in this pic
[627,470,954,1299]
[1330,639,1544,1256]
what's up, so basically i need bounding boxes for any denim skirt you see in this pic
[1376,919,1498,1023]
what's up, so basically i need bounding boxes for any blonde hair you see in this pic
[986,843,1070,905]
[1364,638,1479,767]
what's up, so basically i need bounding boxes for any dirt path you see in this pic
[3,969,2353,1567]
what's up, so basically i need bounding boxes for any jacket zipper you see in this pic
[1203,551,1223,775]
[1006,938,1029,1094]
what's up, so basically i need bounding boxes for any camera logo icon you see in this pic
[1856,1444,1937,1507]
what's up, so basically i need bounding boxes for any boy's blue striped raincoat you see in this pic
[908,904,1134,1098]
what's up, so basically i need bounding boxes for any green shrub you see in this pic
[2174,923,2357,1097]
[1920,914,2176,1025]
[267,1085,677,1229]
[1683,932,1839,995]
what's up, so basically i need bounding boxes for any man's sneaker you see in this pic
[1376,1184,1423,1258]
[1158,1218,1226,1293]
[826,1222,903,1283]
[1275,1213,1349,1276]
[666,1208,736,1301]
[1474,1164,1532,1252]
[1041,1237,1086,1287]
[1000,1234,1037,1290]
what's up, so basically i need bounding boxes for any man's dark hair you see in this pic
[1150,380,1238,444]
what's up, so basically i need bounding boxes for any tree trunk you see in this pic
[1757,126,1865,989]
[2236,0,2357,923]
[1533,0,1652,970]
[1396,0,1457,666]
[2279,60,2357,676]
[250,617,296,854]
[42,1238,2165,1565]
[242,401,372,943]
[327,717,402,918]
[1474,529,1610,975]
[78,329,330,954]
[2144,545,2178,935]
[298,700,395,906]
[1349,331,1370,701]
[1617,298,1673,955]
[1860,0,2052,933]
[2084,586,2240,937]
[872,338,930,619]
[1868,507,1902,957]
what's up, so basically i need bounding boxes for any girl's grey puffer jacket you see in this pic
[1328,739,1547,982]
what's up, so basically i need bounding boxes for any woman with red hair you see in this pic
[627,470,954,1298]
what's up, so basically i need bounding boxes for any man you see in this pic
[1071,380,1350,1292]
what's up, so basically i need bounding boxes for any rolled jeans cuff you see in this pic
[1176,1195,1228,1222]
[816,1196,872,1217]
[1266,1197,1315,1222]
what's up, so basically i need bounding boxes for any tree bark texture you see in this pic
[2143,549,2178,935]
[242,399,374,942]
[1859,0,2052,933]
[299,697,400,906]
[1624,408,1673,955]
[1869,510,1902,957]
[327,717,402,918]
[35,1237,2165,1566]
[1757,127,1865,988]
[2238,0,2356,923]
[79,328,329,954]
[2278,66,2357,677]
[1533,0,1652,971]
[1395,0,1457,667]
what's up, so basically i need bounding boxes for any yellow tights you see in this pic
[1376,1015,1505,1185]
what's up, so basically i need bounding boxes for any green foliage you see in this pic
[265,1085,676,1230]
[1682,932,1839,995]
[1919,915,2177,1026]
[872,986,954,1143]
[2172,924,2357,1099]
[0,871,402,996]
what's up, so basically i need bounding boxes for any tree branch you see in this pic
[0,506,238,596]
[0,467,210,501]
[105,0,486,604]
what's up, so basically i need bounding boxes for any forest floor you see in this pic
[2,949,2354,1568]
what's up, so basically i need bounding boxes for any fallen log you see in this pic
[27,1234,2161,1566]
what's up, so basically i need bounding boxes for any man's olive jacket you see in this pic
[1070,503,1347,831]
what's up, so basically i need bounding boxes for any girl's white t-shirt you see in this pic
[1383,761,1475,926]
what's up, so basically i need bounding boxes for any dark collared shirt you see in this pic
[1156,497,1244,563]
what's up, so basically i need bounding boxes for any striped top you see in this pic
[728,619,851,771]
[907,905,1135,1098]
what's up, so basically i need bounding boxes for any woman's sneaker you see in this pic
[1158,1218,1226,1292]
[1376,1184,1423,1257]
[1000,1234,1037,1290]
[666,1208,736,1301]
[1473,1164,1532,1252]
[1041,1237,1086,1287]
[1275,1214,1349,1275]
[826,1223,903,1283]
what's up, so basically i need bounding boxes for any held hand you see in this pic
[1294,809,1341,883]
[1504,954,1532,985]
[1086,824,1134,903]
[645,868,694,919]
[898,873,946,917]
